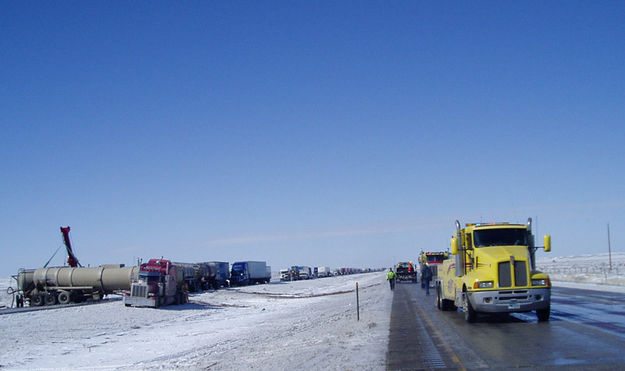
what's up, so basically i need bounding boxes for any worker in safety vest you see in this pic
[386,268,397,290]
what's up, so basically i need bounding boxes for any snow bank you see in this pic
[0,272,391,370]
[537,252,625,287]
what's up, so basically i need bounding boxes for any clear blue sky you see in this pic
[1,1,624,277]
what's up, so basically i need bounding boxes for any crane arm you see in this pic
[60,226,81,267]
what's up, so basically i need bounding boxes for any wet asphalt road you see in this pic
[386,282,625,370]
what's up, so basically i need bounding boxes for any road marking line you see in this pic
[414,300,466,371]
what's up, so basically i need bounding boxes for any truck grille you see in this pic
[514,261,528,286]
[498,261,528,288]
[498,262,511,287]
[131,284,148,298]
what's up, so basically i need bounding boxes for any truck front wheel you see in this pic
[463,294,476,323]
[537,306,550,322]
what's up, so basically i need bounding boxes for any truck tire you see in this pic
[45,292,57,305]
[436,288,443,310]
[463,293,476,323]
[31,294,45,306]
[537,306,550,322]
[437,287,454,311]
[58,291,71,305]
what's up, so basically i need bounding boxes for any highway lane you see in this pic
[386,282,625,370]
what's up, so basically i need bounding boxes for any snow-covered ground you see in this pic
[537,252,625,289]
[2,253,624,370]
[0,272,391,370]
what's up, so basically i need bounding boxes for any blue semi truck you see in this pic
[230,261,271,286]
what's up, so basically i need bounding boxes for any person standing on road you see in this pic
[422,265,432,295]
[387,268,397,291]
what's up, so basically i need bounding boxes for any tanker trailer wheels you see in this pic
[57,291,72,305]
[45,292,57,305]
[31,294,45,306]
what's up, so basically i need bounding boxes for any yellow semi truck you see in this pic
[436,218,551,322]
[418,251,449,288]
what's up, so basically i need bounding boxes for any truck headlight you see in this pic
[474,281,493,289]
[532,278,549,286]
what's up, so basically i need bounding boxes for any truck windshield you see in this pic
[473,228,527,247]
[232,264,244,271]
[139,274,159,283]
[426,255,445,263]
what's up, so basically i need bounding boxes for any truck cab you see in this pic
[436,219,552,322]
[124,259,185,308]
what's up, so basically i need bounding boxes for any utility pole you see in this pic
[608,223,612,271]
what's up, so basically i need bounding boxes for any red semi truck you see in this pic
[123,259,187,308]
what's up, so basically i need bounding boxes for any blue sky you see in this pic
[1,1,624,277]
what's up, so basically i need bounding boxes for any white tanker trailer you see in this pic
[15,264,139,306]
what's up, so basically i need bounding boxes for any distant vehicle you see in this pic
[172,261,230,291]
[230,261,271,286]
[280,269,290,281]
[206,261,230,288]
[289,266,312,280]
[298,266,312,279]
[395,262,417,283]
[316,266,331,278]
[418,252,449,288]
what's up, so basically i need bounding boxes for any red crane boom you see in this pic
[60,226,80,267]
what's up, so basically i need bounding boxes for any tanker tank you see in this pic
[17,264,138,307]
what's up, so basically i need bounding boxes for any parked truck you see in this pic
[316,266,332,278]
[14,264,138,306]
[419,252,448,288]
[297,266,312,280]
[436,219,552,322]
[230,261,271,286]
[288,266,299,280]
[395,261,417,282]
[206,261,230,288]
[123,259,187,308]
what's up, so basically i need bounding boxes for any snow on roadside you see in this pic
[0,277,18,309]
[537,252,625,287]
[0,272,391,370]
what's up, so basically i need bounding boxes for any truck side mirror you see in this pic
[544,235,551,252]
[451,237,459,255]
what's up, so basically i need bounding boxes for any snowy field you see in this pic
[2,253,624,370]
[537,252,625,290]
[0,272,391,370]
